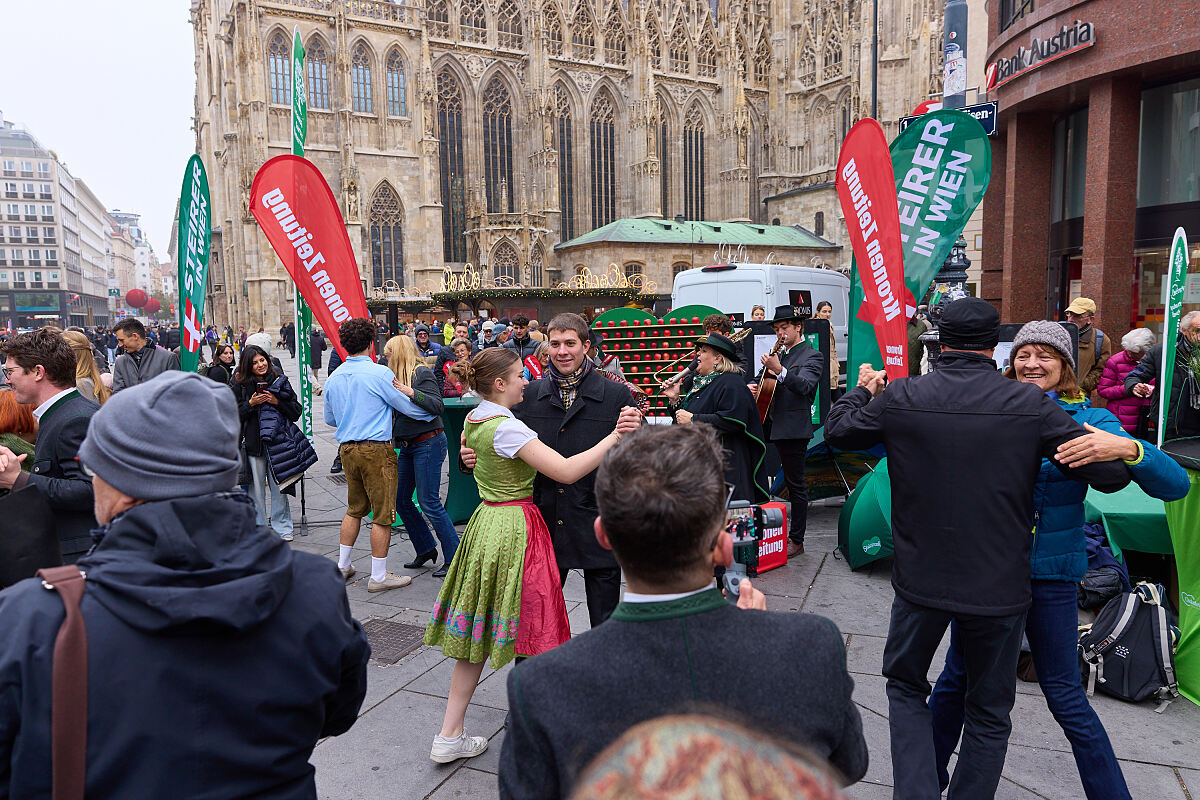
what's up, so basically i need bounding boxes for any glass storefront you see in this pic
[1133,242,1200,341]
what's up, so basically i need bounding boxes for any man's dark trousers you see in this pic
[883,595,1025,799]
[775,438,810,544]
[559,567,621,627]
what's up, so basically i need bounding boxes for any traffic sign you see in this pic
[900,101,998,137]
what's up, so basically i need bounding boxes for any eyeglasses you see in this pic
[2,367,19,379]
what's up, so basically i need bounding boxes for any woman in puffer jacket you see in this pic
[929,321,1189,800]
[1097,328,1156,436]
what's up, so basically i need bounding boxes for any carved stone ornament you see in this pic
[464,54,490,80]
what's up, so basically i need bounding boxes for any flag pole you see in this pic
[291,25,312,536]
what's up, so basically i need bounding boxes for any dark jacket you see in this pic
[825,351,1130,616]
[677,371,770,503]
[392,365,444,442]
[327,348,343,377]
[433,347,457,394]
[513,368,635,570]
[765,340,824,441]
[499,589,868,798]
[258,375,317,485]
[1125,339,1200,442]
[309,330,327,370]
[0,493,369,799]
[1030,396,1188,582]
[162,327,181,351]
[112,346,180,392]
[502,334,539,360]
[233,373,303,458]
[10,390,99,561]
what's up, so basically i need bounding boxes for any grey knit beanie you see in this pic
[1012,320,1075,369]
[79,371,240,501]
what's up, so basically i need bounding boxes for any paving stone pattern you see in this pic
[269,355,1200,799]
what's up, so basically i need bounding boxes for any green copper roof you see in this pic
[554,218,839,250]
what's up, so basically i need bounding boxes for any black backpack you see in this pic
[1078,583,1180,712]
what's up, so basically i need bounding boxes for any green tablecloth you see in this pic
[442,396,482,525]
[1085,482,1173,558]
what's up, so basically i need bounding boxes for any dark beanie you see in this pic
[938,297,1000,350]
[79,371,240,501]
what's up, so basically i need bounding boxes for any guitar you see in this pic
[753,339,785,423]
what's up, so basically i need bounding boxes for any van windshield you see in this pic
[674,278,762,318]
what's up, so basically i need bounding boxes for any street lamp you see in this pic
[919,236,973,371]
[674,214,693,269]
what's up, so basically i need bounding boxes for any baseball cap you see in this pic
[1065,298,1096,315]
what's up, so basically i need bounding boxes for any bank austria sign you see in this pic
[985,19,1095,91]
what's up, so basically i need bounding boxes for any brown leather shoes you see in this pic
[787,540,804,558]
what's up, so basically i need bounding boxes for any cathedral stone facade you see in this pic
[192,0,942,327]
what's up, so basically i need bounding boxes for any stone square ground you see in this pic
[272,354,1200,799]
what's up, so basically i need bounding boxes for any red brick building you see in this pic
[981,0,1200,339]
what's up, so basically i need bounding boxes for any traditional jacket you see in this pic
[676,371,769,502]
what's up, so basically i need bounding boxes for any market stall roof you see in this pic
[554,218,840,251]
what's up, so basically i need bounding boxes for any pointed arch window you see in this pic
[428,0,451,37]
[492,241,520,285]
[573,10,596,60]
[697,30,716,77]
[553,84,576,241]
[736,36,748,78]
[753,36,771,85]
[603,8,627,65]
[461,0,487,43]
[307,38,331,109]
[657,110,670,217]
[498,0,523,48]
[544,6,564,55]
[370,185,405,288]
[647,22,662,70]
[482,79,515,213]
[351,44,373,112]
[798,42,816,85]
[823,31,843,80]
[530,244,545,286]
[267,32,290,105]
[386,50,407,116]
[669,24,690,73]
[437,70,467,262]
[683,104,706,220]
[590,92,617,229]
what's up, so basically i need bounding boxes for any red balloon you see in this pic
[144,297,161,315]
[125,289,148,308]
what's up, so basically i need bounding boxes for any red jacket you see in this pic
[1096,350,1150,434]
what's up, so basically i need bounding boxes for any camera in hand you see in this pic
[722,500,785,603]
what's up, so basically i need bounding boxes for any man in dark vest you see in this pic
[0,328,99,561]
[748,304,823,556]
[462,312,636,627]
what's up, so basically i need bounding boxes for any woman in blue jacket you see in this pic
[929,321,1190,799]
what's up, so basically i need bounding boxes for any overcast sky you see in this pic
[0,2,195,258]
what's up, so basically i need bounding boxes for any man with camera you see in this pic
[498,424,867,799]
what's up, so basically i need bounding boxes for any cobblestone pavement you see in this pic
[271,353,1200,799]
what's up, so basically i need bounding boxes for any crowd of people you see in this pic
[0,295,1196,799]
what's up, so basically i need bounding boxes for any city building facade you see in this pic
[981,0,1200,338]
[192,0,945,328]
[0,113,111,328]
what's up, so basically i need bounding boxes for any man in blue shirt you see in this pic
[324,317,417,593]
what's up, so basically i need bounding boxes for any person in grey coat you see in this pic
[499,424,868,799]
[111,318,180,392]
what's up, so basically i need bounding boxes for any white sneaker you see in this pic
[280,532,294,542]
[339,565,356,582]
[430,732,488,763]
[367,572,412,592]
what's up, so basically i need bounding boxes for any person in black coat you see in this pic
[749,305,824,555]
[309,328,327,371]
[664,334,768,503]
[465,314,637,628]
[0,328,98,561]
[203,344,238,385]
[0,371,369,799]
[825,298,1129,800]
[499,424,867,798]
[232,345,302,541]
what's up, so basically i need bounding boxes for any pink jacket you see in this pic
[1096,350,1150,434]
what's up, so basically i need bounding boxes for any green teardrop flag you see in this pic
[291,26,315,440]
[847,109,992,376]
[176,155,211,374]
[1158,227,1190,447]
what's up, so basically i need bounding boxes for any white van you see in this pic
[671,262,850,375]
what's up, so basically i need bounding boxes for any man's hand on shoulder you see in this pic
[460,429,478,469]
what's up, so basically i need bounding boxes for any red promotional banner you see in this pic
[250,155,368,359]
[836,120,909,381]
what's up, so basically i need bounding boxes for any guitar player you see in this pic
[748,304,824,557]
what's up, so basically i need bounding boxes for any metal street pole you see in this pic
[871,0,878,119]
[943,0,968,109]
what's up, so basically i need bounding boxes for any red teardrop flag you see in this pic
[836,119,909,381]
[250,155,369,359]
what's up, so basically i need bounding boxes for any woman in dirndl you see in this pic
[423,347,641,764]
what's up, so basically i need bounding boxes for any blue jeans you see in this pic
[930,579,1131,799]
[395,431,459,564]
[248,454,293,537]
